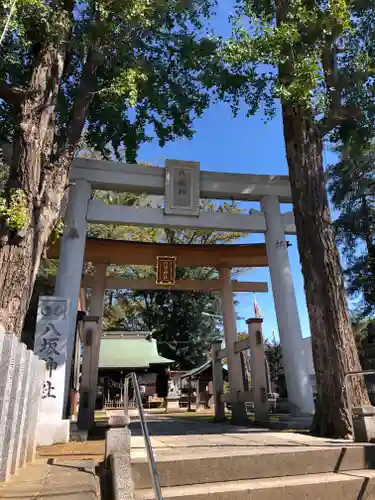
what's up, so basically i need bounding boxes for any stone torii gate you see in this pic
[52,158,314,426]
[49,238,270,426]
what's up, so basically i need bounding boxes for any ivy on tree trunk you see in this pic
[0,42,71,334]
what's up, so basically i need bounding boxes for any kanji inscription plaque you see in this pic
[156,256,176,286]
[164,159,200,216]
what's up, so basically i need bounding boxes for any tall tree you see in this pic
[139,268,223,369]
[329,141,375,317]
[210,0,375,437]
[0,0,216,335]
[264,338,284,384]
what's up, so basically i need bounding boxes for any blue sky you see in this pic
[136,3,340,341]
[138,103,319,340]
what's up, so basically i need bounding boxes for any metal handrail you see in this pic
[344,370,375,426]
[124,372,163,500]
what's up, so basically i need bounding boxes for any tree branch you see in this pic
[318,30,362,136]
[319,102,362,137]
[55,47,98,166]
[1,142,12,164]
[318,35,343,136]
[0,84,25,105]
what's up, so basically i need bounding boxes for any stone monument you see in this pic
[167,379,180,410]
[34,296,71,445]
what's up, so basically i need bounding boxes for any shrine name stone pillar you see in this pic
[260,195,314,415]
[55,179,91,411]
[219,267,247,424]
[246,318,268,422]
[34,296,71,445]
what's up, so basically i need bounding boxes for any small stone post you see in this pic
[26,360,46,462]
[246,318,269,422]
[105,415,131,461]
[0,329,45,482]
[0,333,17,481]
[11,349,33,474]
[0,341,26,481]
[18,354,40,469]
[195,379,201,412]
[211,340,225,422]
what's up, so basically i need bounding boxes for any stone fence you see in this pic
[0,328,45,482]
[212,318,269,425]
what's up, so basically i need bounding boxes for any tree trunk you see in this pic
[282,104,369,438]
[0,46,68,335]
[0,223,54,335]
[0,15,97,336]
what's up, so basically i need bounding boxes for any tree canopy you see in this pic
[0,0,218,335]
[0,0,217,160]
[329,142,375,317]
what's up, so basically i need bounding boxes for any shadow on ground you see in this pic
[89,415,271,440]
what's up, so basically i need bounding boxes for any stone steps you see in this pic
[130,418,375,499]
[132,444,375,489]
[135,470,375,500]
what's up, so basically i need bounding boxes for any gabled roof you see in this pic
[181,361,212,379]
[181,360,228,379]
[99,334,173,369]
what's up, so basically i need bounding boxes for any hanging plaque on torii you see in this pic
[164,159,200,216]
[156,256,177,286]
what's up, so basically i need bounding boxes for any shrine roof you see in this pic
[181,361,212,379]
[48,238,268,267]
[98,332,173,369]
[182,360,228,379]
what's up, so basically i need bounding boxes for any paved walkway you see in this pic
[0,413,365,499]
[0,458,99,500]
[128,414,358,460]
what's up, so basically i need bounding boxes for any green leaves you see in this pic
[328,140,375,317]
[0,0,217,162]
[213,0,375,127]
[0,189,29,231]
[221,3,326,108]
[101,68,149,107]
[327,0,350,30]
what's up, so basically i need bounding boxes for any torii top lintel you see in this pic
[70,157,293,204]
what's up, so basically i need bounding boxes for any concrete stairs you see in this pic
[133,444,375,499]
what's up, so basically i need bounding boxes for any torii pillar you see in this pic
[55,180,91,413]
[261,195,314,415]
[219,267,248,425]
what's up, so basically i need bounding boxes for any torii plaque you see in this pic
[156,256,176,286]
[164,159,200,216]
